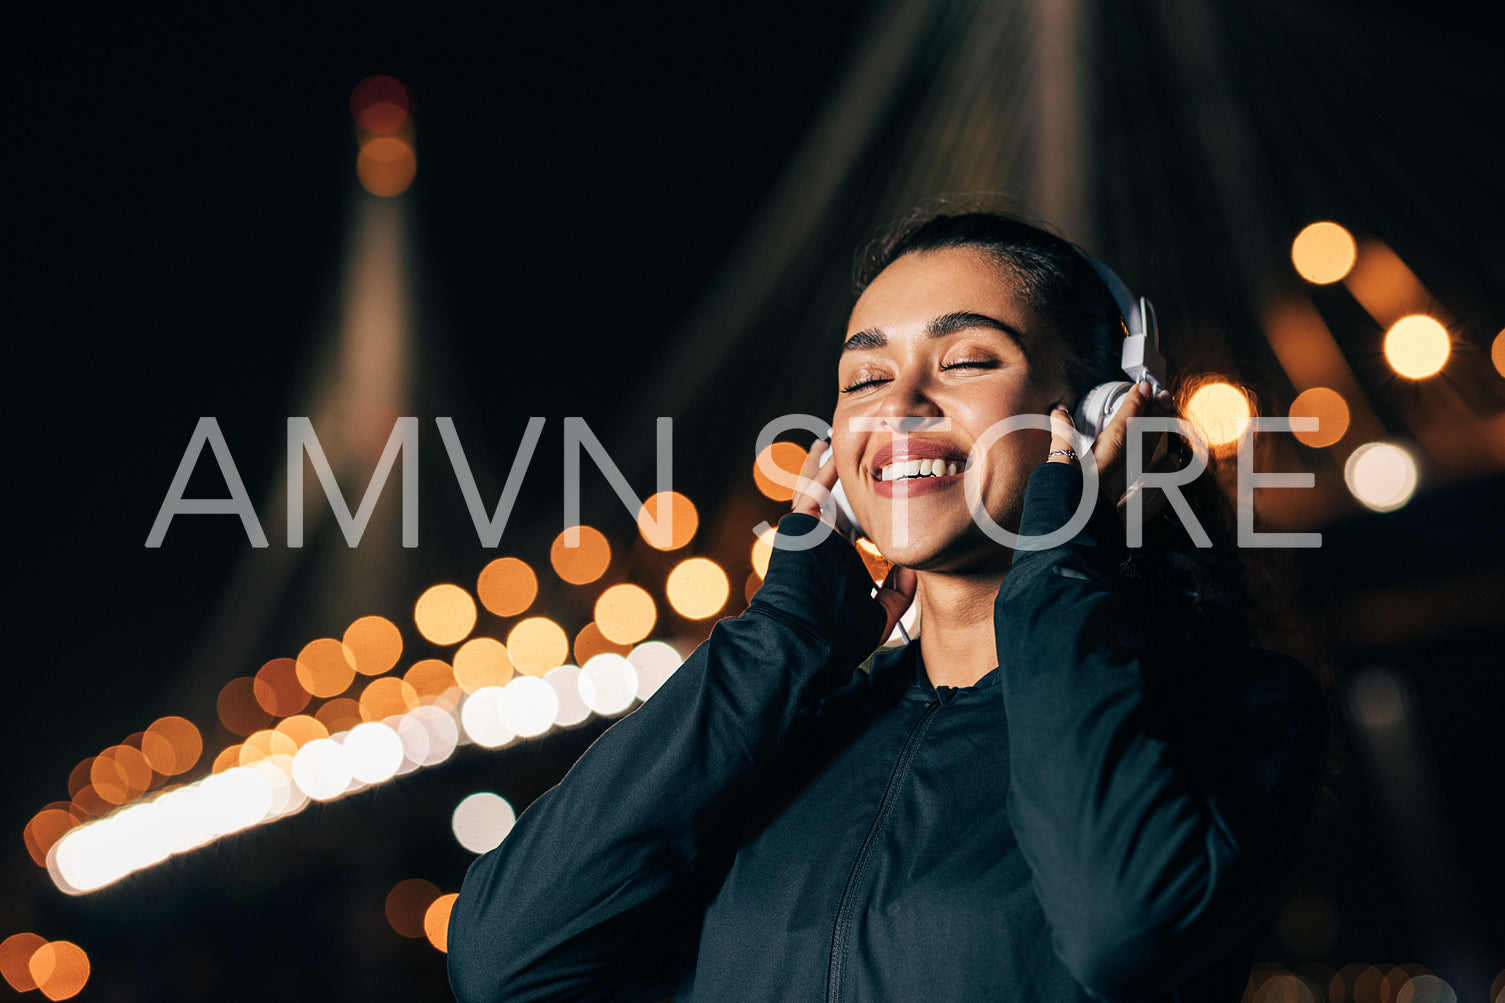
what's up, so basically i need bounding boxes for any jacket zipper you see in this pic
[825,693,947,1002]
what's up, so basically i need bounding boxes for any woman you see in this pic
[448,211,1331,1002]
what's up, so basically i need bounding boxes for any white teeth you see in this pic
[876,458,961,480]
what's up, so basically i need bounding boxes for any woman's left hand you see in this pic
[1048,382,1177,522]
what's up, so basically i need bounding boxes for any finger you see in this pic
[874,564,917,639]
[791,439,841,521]
[1046,406,1080,465]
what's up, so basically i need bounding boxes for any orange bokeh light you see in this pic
[344,615,404,676]
[594,585,657,644]
[666,559,729,620]
[550,526,611,585]
[1184,381,1252,448]
[212,745,242,774]
[91,745,152,805]
[1,932,47,992]
[637,491,699,550]
[142,716,203,777]
[386,878,441,939]
[477,557,538,617]
[404,659,460,707]
[751,527,776,578]
[218,676,274,736]
[253,657,310,718]
[424,893,459,952]
[506,618,570,676]
[239,729,298,767]
[1289,388,1351,448]
[356,137,417,198]
[452,638,514,693]
[753,441,808,502]
[274,715,329,748]
[1291,221,1357,284]
[314,697,364,734]
[415,585,478,646]
[573,623,632,666]
[295,639,358,700]
[28,940,89,1000]
[23,810,77,867]
[359,676,420,721]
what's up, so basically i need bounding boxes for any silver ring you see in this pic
[1047,448,1078,460]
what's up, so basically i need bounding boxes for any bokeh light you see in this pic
[1398,974,1458,1003]
[637,491,698,550]
[579,654,639,716]
[1,932,47,992]
[356,137,417,198]
[219,676,274,736]
[753,441,807,501]
[476,557,538,617]
[359,677,419,721]
[594,585,657,644]
[452,638,514,693]
[1345,441,1419,512]
[253,657,310,717]
[1291,221,1357,284]
[23,810,77,867]
[751,526,777,578]
[239,729,297,767]
[291,738,352,801]
[400,705,458,767]
[141,716,202,777]
[91,745,151,805]
[1384,315,1450,378]
[629,641,683,702]
[404,659,460,709]
[497,676,559,737]
[1184,381,1252,448]
[414,584,477,646]
[1492,330,1505,378]
[1289,388,1351,448]
[314,697,363,734]
[344,615,403,676]
[385,878,440,939]
[275,715,328,748]
[544,665,590,726]
[506,618,569,675]
[666,558,729,619]
[295,638,357,700]
[350,75,410,135]
[424,893,458,952]
[550,526,611,584]
[459,686,514,748]
[451,792,517,854]
[344,722,405,784]
[573,622,632,666]
[27,940,89,1000]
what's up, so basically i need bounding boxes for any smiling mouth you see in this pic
[874,458,962,481]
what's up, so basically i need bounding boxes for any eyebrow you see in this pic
[841,311,1029,356]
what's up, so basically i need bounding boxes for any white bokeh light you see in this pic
[451,792,517,854]
[580,653,638,716]
[292,738,353,801]
[544,665,590,727]
[628,642,682,702]
[1344,441,1419,512]
[461,686,516,748]
[344,721,406,784]
[498,676,559,737]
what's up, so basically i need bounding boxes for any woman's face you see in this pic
[833,247,1073,571]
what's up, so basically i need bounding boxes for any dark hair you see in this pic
[853,208,1254,651]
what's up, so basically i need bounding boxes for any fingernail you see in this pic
[1137,382,1151,399]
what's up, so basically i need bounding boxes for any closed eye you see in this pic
[840,376,889,394]
[940,360,999,371]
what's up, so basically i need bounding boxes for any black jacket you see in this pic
[449,463,1330,1002]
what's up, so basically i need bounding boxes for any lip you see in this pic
[869,438,970,477]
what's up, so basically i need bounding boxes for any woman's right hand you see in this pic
[791,439,917,643]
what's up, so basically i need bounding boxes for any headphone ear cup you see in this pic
[1072,381,1134,442]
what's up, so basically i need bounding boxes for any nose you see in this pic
[878,367,944,427]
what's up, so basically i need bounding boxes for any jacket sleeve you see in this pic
[994,463,1329,1002]
[447,513,887,1003]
